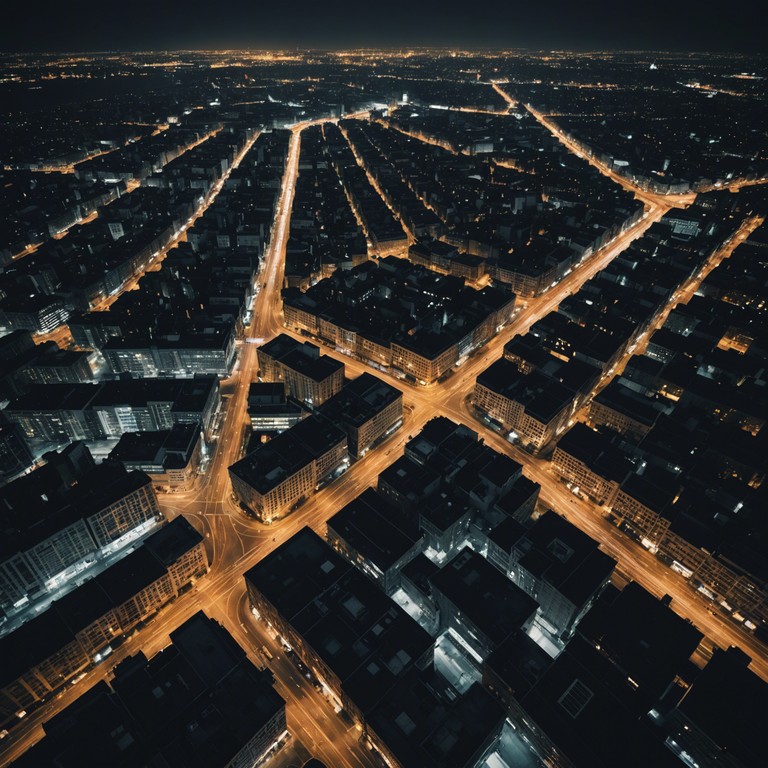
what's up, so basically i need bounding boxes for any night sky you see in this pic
[3,0,763,52]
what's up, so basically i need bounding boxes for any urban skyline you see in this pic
[4,0,768,53]
[1,45,766,768]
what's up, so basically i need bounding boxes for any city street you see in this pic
[32,124,234,349]
[3,98,767,767]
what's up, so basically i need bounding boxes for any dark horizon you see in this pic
[1,26,767,768]
[4,0,766,54]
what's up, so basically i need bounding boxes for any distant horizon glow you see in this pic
[3,0,763,53]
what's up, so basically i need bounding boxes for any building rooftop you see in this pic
[405,417,478,466]
[8,377,218,415]
[430,547,538,649]
[29,348,90,370]
[477,359,574,424]
[281,346,344,384]
[91,377,217,410]
[577,582,703,701]
[401,553,440,597]
[14,612,285,768]
[518,635,680,768]
[328,488,421,575]
[230,415,345,495]
[103,328,233,352]
[258,333,343,383]
[53,577,117,637]
[493,475,540,520]
[366,670,505,768]
[247,381,288,404]
[257,333,304,362]
[319,372,402,429]
[483,631,554,699]
[556,423,636,485]
[0,457,153,561]
[676,646,765,767]
[0,608,74,689]
[287,414,347,460]
[419,489,473,534]
[143,516,203,568]
[618,467,681,515]
[378,455,442,505]
[7,382,98,412]
[244,527,433,718]
[107,422,201,468]
[592,380,661,428]
[495,511,616,607]
[96,545,168,609]
[244,526,353,622]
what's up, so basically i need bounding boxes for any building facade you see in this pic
[0,470,162,612]
[257,335,345,408]
[0,517,207,719]
[229,416,348,523]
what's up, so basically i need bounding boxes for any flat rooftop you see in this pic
[577,582,703,700]
[518,636,681,768]
[231,416,346,494]
[327,488,421,573]
[505,511,617,607]
[319,372,402,428]
[430,547,538,648]
[366,670,505,768]
[14,611,285,768]
[244,527,433,718]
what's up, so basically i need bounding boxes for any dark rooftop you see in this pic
[366,670,505,768]
[143,516,203,568]
[244,527,433,718]
[518,635,680,768]
[259,333,343,383]
[676,646,766,768]
[96,546,167,608]
[14,612,285,768]
[327,488,421,575]
[577,582,703,701]
[107,422,201,466]
[405,417,477,466]
[319,372,402,429]
[430,547,538,649]
[502,510,616,606]
[230,435,311,494]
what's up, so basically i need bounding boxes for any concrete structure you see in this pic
[102,328,236,377]
[488,512,616,641]
[11,611,286,768]
[0,424,34,482]
[229,416,347,523]
[107,422,204,491]
[430,547,538,661]
[551,423,634,506]
[664,647,765,768]
[0,295,69,335]
[326,488,423,593]
[318,372,403,459]
[0,452,162,612]
[257,334,344,408]
[474,359,575,453]
[244,527,434,728]
[5,376,220,444]
[588,380,663,442]
[0,517,207,719]
[247,382,305,434]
